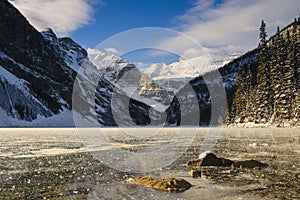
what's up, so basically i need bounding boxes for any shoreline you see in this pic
[0,125,299,129]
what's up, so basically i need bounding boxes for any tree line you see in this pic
[226,16,300,127]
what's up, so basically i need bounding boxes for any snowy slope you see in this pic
[82,50,240,126]
[88,50,122,70]
[77,50,174,126]
[0,57,53,121]
[143,54,240,80]
[0,25,93,126]
[0,108,75,127]
[88,50,173,107]
[141,54,239,94]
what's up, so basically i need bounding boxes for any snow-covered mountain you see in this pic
[87,49,122,71]
[0,1,94,126]
[143,54,240,80]
[0,0,241,127]
[76,50,175,126]
[141,54,239,94]
[81,50,240,127]
[0,0,175,127]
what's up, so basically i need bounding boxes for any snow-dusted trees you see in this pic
[229,18,300,127]
[255,20,273,123]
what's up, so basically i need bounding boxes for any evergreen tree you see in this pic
[291,19,299,89]
[272,29,287,125]
[234,66,247,123]
[259,20,267,46]
[255,20,272,123]
[244,59,255,122]
[295,17,300,87]
[227,16,300,127]
[282,30,294,122]
[270,36,279,123]
[292,17,300,125]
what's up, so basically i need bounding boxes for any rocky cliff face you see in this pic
[84,55,177,127]
[0,1,84,125]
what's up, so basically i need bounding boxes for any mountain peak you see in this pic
[41,28,58,43]
[142,54,239,81]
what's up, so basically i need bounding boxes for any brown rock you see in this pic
[201,153,233,167]
[186,153,233,168]
[128,176,192,193]
[186,158,201,168]
[232,160,268,169]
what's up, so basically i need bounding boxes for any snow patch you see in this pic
[0,108,74,127]
[199,150,214,159]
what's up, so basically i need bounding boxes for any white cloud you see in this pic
[159,0,300,56]
[104,48,121,55]
[132,62,153,70]
[9,0,97,37]
[87,47,120,57]
[87,47,121,60]
[86,48,103,59]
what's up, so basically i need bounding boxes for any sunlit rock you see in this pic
[186,153,233,168]
[128,176,192,193]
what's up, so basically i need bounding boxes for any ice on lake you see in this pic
[0,128,299,199]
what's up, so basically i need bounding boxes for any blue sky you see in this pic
[70,0,196,64]
[71,0,195,48]
[10,0,300,64]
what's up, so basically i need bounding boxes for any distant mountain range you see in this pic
[141,54,239,94]
[0,0,299,127]
[143,54,240,80]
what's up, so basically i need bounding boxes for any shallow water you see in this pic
[0,128,299,199]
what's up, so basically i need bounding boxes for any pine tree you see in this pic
[292,17,300,125]
[295,17,300,87]
[282,30,294,122]
[228,16,300,126]
[225,102,235,125]
[259,20,267,46]
[270,36,279,124]
[272,29,287,125]
[255,20,272,123]
[234,66,247,123]
[244,59,255,122]
[291,19,299,89]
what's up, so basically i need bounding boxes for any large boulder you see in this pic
[128,176,192,193]
[186,152,233,168]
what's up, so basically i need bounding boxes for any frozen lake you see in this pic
[0,128,299,199]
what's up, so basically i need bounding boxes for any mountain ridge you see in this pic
[222,19,300,127]
[0,0,87,125]
[0,0,299,127]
